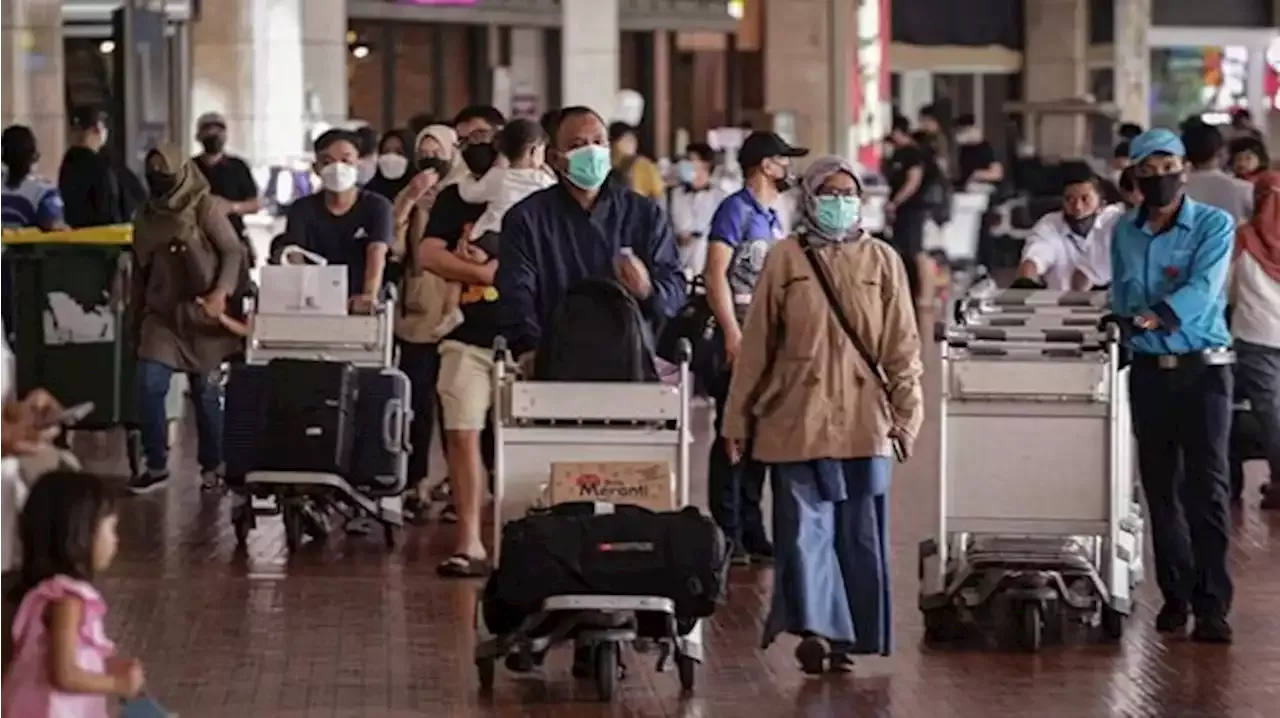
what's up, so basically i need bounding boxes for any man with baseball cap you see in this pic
[704,130,807,564]
[1108,128,1236,643]
[57,105,121,228]
[193,111,261,258]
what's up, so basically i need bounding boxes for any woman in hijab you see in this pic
[363,128,415,202]
[1232,171,1280,510]
[722,155,924,674]
[128,144,246,494]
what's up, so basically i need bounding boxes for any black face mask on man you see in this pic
[1065,214,1097,237]
[1137,172,1184,209]
[461,143,498,176]
[199,135,225,155]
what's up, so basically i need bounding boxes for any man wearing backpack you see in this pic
[704,131,809,565]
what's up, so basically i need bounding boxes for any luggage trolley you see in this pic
[919,290,1145,651]
[226,290,412,550]
[473,339,702,700]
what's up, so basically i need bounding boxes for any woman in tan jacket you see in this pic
[722,155,924,674]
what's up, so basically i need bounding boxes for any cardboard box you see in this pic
[549,461,674,511]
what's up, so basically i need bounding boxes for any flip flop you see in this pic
[436,554,490,578]
[828,652,855,674]
[794,636,830,676]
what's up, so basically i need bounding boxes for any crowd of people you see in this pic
[0,98,1276,708]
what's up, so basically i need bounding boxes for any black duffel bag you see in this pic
[483,503,729,636]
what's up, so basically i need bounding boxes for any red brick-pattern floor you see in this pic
[69,339,1279,718]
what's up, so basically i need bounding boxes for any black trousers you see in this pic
[1130,362,1234,618]
[891,209,928,302]
[708,370,769,552]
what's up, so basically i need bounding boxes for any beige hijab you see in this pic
[133,143,211,260]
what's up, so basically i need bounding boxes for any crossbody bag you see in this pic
[798,236,907,462]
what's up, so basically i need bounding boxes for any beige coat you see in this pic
[721,235,925,463]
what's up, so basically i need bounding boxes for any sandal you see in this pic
[794,636,830,676]
[436,554,490,578]
[828,652,855,674]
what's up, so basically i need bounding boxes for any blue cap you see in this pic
[1128,128,1185,162]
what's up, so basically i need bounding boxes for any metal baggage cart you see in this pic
[473,339,702,700]
[919,289,1144,651]
[230,288,412,549]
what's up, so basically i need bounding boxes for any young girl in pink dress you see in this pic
[3,471,145,717]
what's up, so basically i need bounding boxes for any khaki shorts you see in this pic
[438,340,495,431]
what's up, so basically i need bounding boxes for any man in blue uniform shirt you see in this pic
[1109,128,1235,643]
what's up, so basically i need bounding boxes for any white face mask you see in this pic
[320,162,359,193]
[377,153,408,180]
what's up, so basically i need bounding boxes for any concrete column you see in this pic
[301,0,349,131]
[191,0,346,166]
[509,27,547,118]
[1023,0,1087,157]
[652,30,672,159]
[561,0,619,117]
[1,0,66,166]
[763,0,855,158]
[1113,0,1151,130]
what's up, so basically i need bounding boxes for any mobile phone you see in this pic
[891,436,907,463]
[43,401,95,429]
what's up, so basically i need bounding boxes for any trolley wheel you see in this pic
[923,607,958,645]
[382,523,398,549]
[282,503,305,552]
[594,642,619,701]
[1017,603,1044,652]
[675,653,696,692]
[232,505,254,545]
[1100,606,1125,641]
[476,657,495,692]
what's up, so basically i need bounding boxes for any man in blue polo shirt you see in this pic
[705,131,808,564]
[1110,128,1236,643]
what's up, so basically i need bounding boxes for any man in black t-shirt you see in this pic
[953,114,1003,188]
[884,116,930,304]
[281,129,393,309]
[193,112,262,260]
[418,104,507,578]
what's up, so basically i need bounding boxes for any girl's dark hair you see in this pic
[1,125,39,188]
[1228,136,1270,168]
[378,128,410,155]
[496,119,546,163]
[15,472,119,601]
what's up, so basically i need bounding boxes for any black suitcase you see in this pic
[483,503,728,636]
[347,367,413,494]
[259,359,358,475]
[223,363,268,484]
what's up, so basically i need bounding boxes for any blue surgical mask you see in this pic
[676,159,696,185]
[564,145,612,190]
[815,195,861,236]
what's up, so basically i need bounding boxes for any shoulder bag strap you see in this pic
[798,237,906,462]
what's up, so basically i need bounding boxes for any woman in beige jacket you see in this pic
[722,155,924,674]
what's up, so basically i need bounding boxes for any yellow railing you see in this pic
[1,224,133,246]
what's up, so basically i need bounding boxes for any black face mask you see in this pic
[146,171,176,199]
[417,157,451,177]
[199,135,226,155]
[461,143,498,176]
[1137,172,1184,209]
[1065,213,1097,237]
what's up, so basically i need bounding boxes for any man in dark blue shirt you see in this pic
[705,130,806,564]
[496,106,685,360]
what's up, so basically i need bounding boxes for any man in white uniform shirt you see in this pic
[665,142,725,279]
[1017,167,1122,290]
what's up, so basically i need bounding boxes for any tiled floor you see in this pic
[67,337,1278,718]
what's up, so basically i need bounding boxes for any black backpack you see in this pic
[533,278,659,382]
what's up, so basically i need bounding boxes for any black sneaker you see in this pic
[1191,615,1233,644]
[128,470,170,494]
[1154,603,1189,634]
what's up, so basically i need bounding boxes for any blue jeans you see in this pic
[137,359,224,474]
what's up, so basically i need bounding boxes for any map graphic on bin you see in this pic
[42,291,114,345]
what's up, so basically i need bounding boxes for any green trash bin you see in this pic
[4,228,143,472]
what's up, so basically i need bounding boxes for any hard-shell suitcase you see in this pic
[348,367,412,494]
[260,359,358,475]
[222,363,268,483]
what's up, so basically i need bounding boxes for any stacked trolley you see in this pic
[473,339,704,700]
[919,289,1145,651]
[222,289,412,551]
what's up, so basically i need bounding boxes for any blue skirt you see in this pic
[761,457,892,655]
